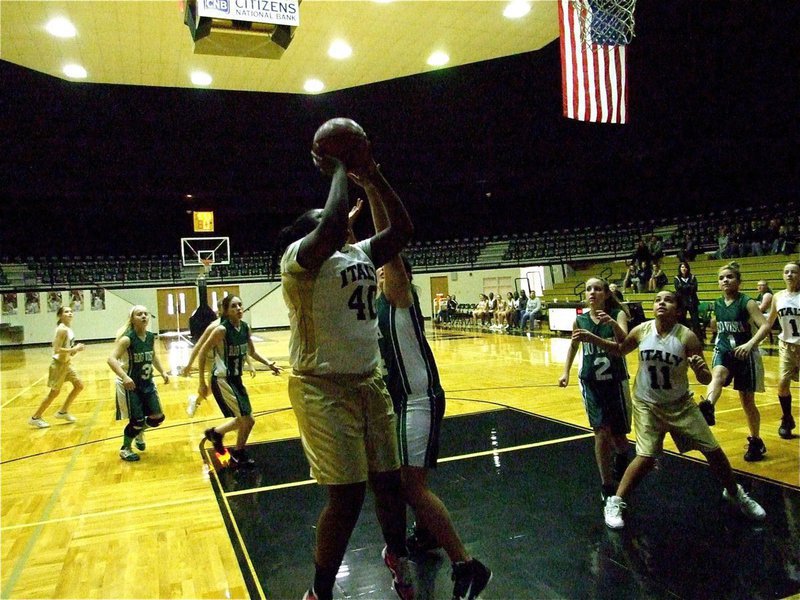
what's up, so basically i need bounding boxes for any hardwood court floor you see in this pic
[1,326,798,599]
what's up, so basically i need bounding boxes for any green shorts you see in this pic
[710,348,765,393]
[579,378,632,435]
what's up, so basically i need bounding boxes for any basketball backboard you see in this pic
[181,237,231,267]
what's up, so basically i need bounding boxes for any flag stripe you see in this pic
[559,0,628,124]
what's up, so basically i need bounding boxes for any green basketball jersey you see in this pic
[125,330,156,393]
[577,308,628,382]
[213,319,250,378]
[713,293,753,352]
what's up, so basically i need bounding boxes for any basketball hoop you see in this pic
[574,0,636,47]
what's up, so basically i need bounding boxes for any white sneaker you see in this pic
[604,495,626,529]
[186,394,201,417]
[119,447,140,462]
[29,416,50,429]
[54,411,76,423]
[723,484,766,521]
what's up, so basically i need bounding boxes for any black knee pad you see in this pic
[146,414,165,428]
[124,420,144,438]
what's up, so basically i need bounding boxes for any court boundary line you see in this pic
[223,431,596,498]
[203,444,267,600]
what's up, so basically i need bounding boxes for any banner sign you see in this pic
[198,0,299,26]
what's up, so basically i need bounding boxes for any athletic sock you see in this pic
[779,394,792,417]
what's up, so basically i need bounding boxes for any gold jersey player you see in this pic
[767,261,800,439]
[279,149,414,600]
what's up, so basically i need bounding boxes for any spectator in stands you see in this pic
[632,238,651,268]
[519,291,542,333]
[447,295,458,322]
[609,283,624,302]
[516,290,528,328]
[486,292,498,327]
[756,280,774,319]
[503,291,518,330]
[746,220,766,257]
[472,294,488,327]
[648,235,664,269]
[677,231,698,263]
[622,263,640,294]
[714,226,731,259]
[636,260,652,292]
[648,264,668,292]
[491,293,510,330]
[766,218,783,254]
[674,261,700,338]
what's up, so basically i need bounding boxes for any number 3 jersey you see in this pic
[281,239,380,375]
[577,308,628,383]
[121,330,156,393]
[634,321,692,405]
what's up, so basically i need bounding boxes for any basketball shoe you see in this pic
[604,496,626,529]
[779,414,796,439]
[743,436,766,462]
[382,546,414,600]
[451,558,492,600]
[723,484,766,521]
[204,428,226,454]
[134,432,146,451]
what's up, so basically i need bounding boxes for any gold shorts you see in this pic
[288,369,399,485]
[778,339,800,383]
[634,394,720,457]
[47,360,79,391]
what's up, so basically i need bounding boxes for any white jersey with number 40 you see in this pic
[634,321,693,405]
[281,239,380,375]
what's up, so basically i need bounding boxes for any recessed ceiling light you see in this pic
[328,40,352,60]
[504,1,531,19]
[427,51,449,67]
[304,79,324,93]
[190,71,212,86]
[46,17,77,38]
[63,64,87,79]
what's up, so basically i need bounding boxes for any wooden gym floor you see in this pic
[1,326,799,599]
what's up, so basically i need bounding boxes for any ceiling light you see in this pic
[504,1,531,19]
[62,64,87,79]
[304,79,324,93]
[328,40,352,60]
[190,71,212,86]
[46,17,77,38]
[427,51,449,67]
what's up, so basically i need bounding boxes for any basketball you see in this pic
[312,118,369,170]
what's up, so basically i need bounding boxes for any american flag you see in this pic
[559,0,628,124]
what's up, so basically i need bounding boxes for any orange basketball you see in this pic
[312,118,369,170]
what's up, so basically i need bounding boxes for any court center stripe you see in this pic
[1,375,45,408]
[223,432,595,498]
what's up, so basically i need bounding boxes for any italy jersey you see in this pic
[376,288,444,409]
[634,321,692,405]
[52,326,75,362]
[122,330,156,393]
[212,319,250,379]
[713,294,753,353]
[775,290,800,344]
[281,239,380,375]
[577,308,628,383]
